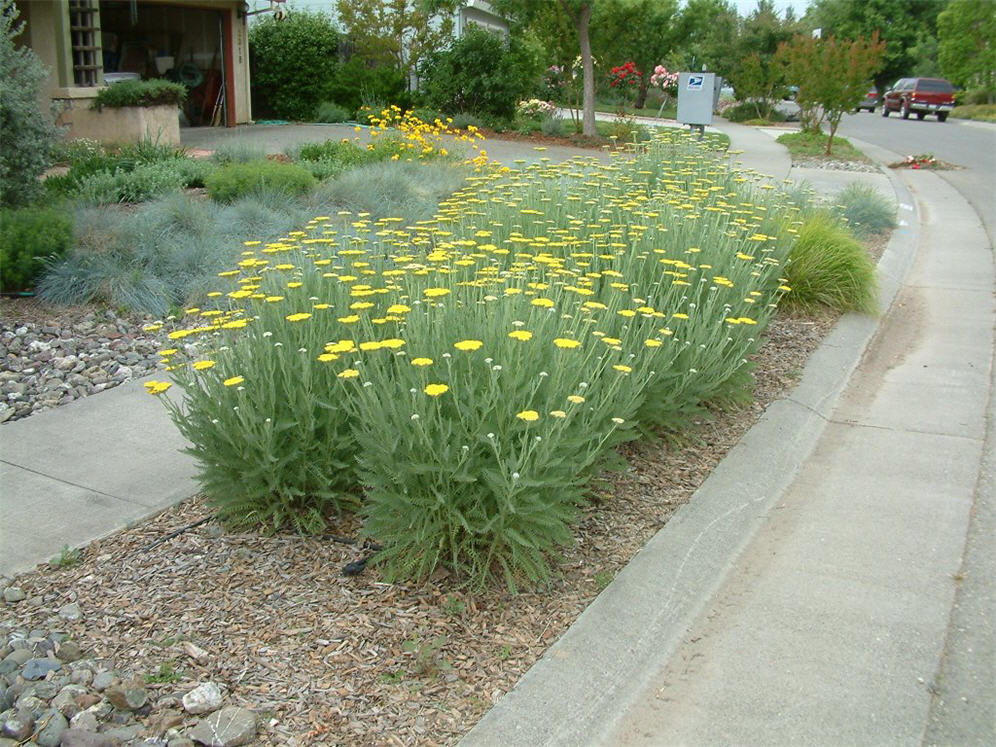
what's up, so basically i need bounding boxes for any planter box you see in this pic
[54,95,180,145]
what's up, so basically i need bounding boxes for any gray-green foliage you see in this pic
[37,188,308,314]
[75,159,213,204]
[38,158,461,314]
[832,182,895,237]
[0,0,61,206]
[312,160,469,223]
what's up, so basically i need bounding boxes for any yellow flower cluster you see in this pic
[157,128,793,441]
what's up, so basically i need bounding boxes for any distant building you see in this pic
[455,0,507,37]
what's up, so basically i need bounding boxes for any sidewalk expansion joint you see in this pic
[0,458,134,504]
[824,419,983,443]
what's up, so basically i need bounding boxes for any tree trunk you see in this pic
[635,77,649,110]
[575,4,596,137]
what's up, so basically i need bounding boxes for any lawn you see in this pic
[950,104,996,122]
[776,130,870,161]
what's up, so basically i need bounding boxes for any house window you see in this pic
[69,0,101,86]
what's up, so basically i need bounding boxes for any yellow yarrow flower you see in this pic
[424,383,449,396]
[454,339,483,352]
[285,313,312,323]
[508,330,533,341]
[338,369,360,378]
[223,376,244,387]
[550,410,567,418]
[193,360,216,371]
[531,297,555,308]
[424,287,450,297]
[613,364,632,374]
[567,395,585,404]
[516,409,540,422]
[553,338,580,349]
[411,357,433,366]
[317,353,339,362]
[143,380,172,395]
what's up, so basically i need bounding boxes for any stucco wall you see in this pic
[55,99,181,145]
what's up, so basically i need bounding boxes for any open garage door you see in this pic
[98,1,232,126]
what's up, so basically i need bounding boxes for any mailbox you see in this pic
[677,72,716,126]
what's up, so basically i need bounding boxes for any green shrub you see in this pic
[832,182,895,237]
[723,101,787,123]
[450,113,484,131]
[0,0,61,207]
[46,138,199,199]
[783,212,878,314]
[0,206,73,292]
[419,26,541,121]
[205,160,316,203]
[75,159,212,204]
[410,107,446,126]
[91,79,186,109]
[314,101,351,123]
[249,11,339,121]
[326,57,409,116]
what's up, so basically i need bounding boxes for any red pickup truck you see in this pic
[882,77,956,122]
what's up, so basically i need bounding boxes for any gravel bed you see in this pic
[0,294,840,744]
[0,300,171,425]
[791,156,882,172]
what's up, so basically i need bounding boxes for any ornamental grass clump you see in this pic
[153,123,798,589]
[782,211,878,314]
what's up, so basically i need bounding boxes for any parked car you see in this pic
[855,85,878,112]
[881,77,955,121]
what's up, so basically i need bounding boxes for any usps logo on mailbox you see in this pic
[687,75,704,91]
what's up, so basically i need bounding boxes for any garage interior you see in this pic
[97,1,230,126]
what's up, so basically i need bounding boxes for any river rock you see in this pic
[34,709,67,747]
[22,659,61,680]
[188,706,256,747]
[60,729,117,747]
[181,683,222,715]
[105,683,147,711]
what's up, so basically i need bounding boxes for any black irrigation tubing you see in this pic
[140,514,384,575]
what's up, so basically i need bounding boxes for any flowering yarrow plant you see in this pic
[151,123,797,590]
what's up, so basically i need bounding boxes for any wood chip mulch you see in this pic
[1,308,841,746]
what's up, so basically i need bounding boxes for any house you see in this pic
[16,0,257,142]
[454,0,506,37]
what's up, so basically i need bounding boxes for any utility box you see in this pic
[677,72,716,126]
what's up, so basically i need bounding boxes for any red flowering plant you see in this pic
[609,61,642,89]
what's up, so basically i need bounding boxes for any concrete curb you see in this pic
[461,138,924,746]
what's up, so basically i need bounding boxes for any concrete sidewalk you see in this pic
[462,135,995,743]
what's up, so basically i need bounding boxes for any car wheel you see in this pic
[937,112,948,122]
[901,100,911,119]
[916,111,926,120]
[869,106,875,114]
[882,105,889,117]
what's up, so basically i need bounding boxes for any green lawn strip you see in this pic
[950,104,996,122]
[776,130,870,163]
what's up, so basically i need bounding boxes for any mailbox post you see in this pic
[677,72,716,138]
